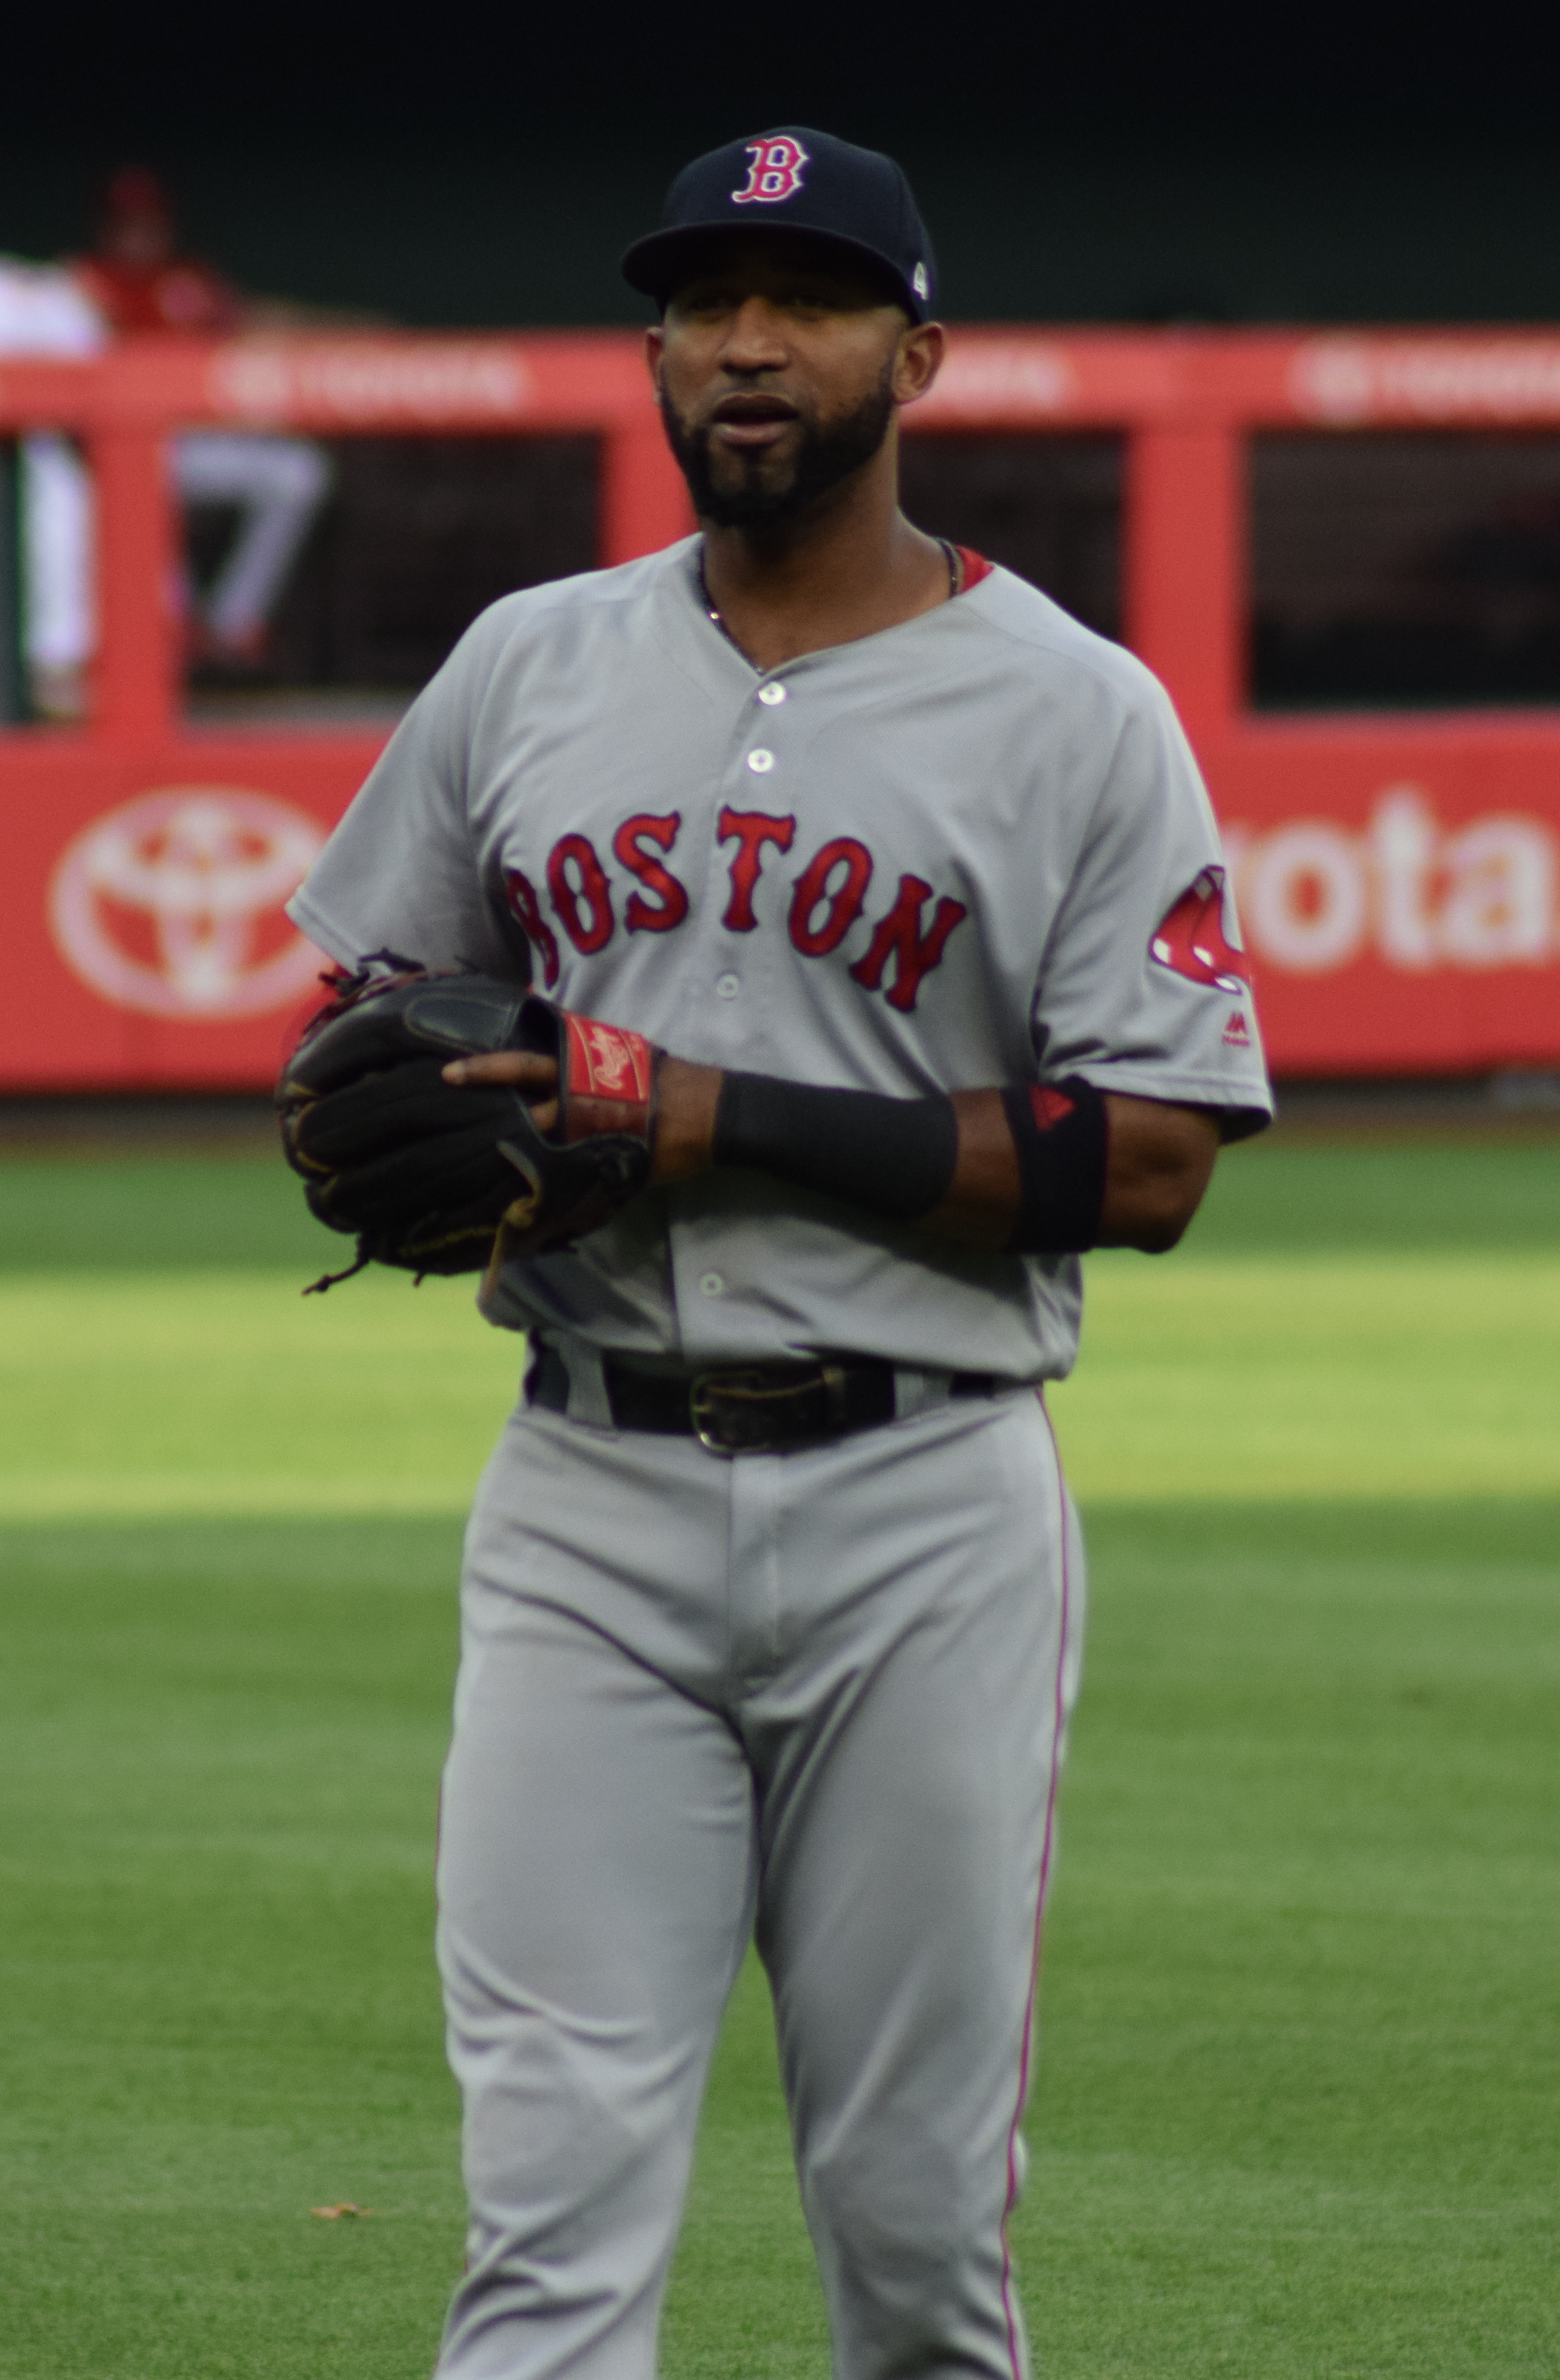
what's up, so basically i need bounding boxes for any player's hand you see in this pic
[444,1048,721,1181]
[443,1048,561,1134]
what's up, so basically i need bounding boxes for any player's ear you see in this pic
[643,324,666,386]
[892,320,944,410]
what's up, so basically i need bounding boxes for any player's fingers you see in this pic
[443,1052,559,1090]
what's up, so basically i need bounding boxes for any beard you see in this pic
[659,365,897,530]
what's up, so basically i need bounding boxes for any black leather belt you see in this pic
[526,1342,995,1455]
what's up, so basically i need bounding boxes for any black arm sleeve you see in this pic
[713,1069,1110,1251]
[1001,1077,1108,1254]
[713,1073,959,1222]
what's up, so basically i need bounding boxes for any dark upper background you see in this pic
[4,0,1560,328]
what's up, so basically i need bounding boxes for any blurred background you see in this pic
[8,0,1560,325]
[10,0,1560,723]
[1,7,1556,2379]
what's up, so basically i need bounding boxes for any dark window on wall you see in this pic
[899,435,1123,640]
[183,434,600,720]
[1252,433,1560,708]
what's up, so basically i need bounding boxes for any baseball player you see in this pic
[281,126,1272,2380]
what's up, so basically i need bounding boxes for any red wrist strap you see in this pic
[561,1013,655,1142]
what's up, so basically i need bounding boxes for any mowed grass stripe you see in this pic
[1,1252,1556,1518]
[1,1133,1555,1269]
[1052,1247,1560,1500]
[0,1267,522,1521]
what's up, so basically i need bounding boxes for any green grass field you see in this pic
[1,1132,1556,2378]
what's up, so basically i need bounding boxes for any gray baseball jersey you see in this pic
[289,535,1272,1379]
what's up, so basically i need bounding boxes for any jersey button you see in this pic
[715,972,740,998]
[758,682,787,705]
[746,749,775,773]
[699,1271,726,1297]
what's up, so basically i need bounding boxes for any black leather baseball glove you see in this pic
[277,966,657,1290]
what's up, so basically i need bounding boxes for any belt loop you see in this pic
[554,1333,616,1429]
[892,1365,954,1422]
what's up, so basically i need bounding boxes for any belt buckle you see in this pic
[690,1364,820,1456]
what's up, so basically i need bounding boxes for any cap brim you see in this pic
[620,222,928,320]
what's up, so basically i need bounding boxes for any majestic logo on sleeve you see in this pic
[731,136,810,205]
[1150,867,1250,994]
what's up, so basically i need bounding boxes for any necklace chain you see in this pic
[698,539,962,640]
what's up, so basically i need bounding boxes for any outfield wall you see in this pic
[2,328,1559,1089]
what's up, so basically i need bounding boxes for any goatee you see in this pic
[660,368,896,529]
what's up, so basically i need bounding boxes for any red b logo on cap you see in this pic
[732,135,809,205]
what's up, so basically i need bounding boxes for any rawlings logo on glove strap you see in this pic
[561,1013,655,1143]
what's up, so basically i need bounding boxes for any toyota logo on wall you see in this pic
[49,787,327,1020]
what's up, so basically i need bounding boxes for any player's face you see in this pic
[648,239,941,529]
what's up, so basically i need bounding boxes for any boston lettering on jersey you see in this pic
[504,808,970,1014]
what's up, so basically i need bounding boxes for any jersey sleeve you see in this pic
[1031,671,1273,1138]
[286,623,526,980]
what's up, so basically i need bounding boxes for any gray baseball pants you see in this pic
[433,1372,1084,2380]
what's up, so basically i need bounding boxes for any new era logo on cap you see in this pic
[731,135,810,205]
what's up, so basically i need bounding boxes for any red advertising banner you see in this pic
[3,328,1559,1087]
[6,741,373,1090]
[1206,726,1559,1074]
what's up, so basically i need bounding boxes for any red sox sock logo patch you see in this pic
[731,136,809,205]
[1150,867,1250,993]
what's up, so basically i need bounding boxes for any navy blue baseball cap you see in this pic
[621,127,938,322]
